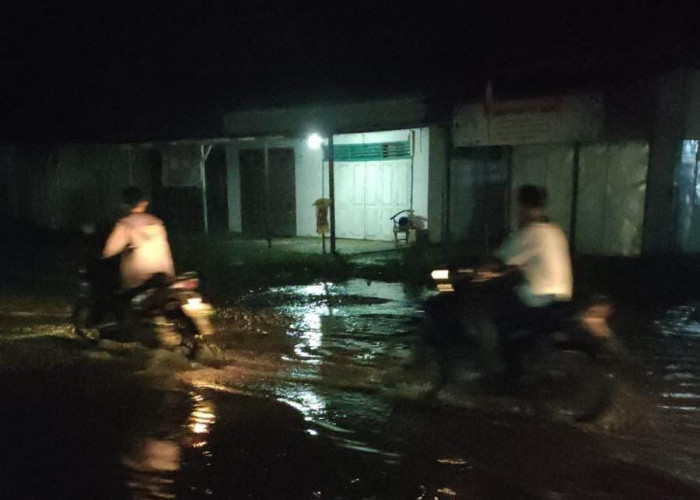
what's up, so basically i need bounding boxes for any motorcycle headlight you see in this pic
[182,297,213,318]
[187,297,203,309]
[431,269,450,281]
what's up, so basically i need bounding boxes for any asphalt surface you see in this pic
[1,275,699,499]
[1,233,700,498]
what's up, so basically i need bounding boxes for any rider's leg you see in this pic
[493,291,552,376]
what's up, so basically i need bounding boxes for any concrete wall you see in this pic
[427,125,449,243]
[295,138,324,237]
[225,143,243,233]
[411,128,431,230]
[644,69,691,255]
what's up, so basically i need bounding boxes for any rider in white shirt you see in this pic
[479,185,574,375]
[495,188,572,308]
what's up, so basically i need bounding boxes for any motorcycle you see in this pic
[72,234,215,357]
[419,267,621,422]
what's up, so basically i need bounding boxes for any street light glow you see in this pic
[307,133,323,150]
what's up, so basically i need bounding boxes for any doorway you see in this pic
[239,147,296,237]
[205,146,229,234]
[449,147,510,254]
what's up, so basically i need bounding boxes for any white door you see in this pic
[335,162,366,239]
[334,160,412,240]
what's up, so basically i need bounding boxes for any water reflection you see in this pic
[122,390,218,499]
[204,282,700,494]
[292,307,325,365]
[602,303,700,485]
[280,280,423,375]
[188,392,217,448]
[655,304,700,337]
[279,387,327,422]
[123,439,179,499]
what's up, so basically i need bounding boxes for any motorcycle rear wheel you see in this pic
[528,349,613,422]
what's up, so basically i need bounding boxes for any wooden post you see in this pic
[200,144,212,235]
[442,127,453,261]
[264,140,271,247]
[570,142,580,253]
[127,147,134,185]
[328,134,336,254]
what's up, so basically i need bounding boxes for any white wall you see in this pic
[427,125,449,243]
[412,128,430,229]
[295,139,325,237]
[225,128,430,238]
[225,137,324,236]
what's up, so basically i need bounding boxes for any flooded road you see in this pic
[1,281,699,499]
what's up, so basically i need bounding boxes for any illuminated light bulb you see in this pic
[307,133,323,150]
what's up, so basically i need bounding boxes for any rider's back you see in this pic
[104,212,175,289]
[498,221,572,307]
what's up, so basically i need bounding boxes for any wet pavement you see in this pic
[1,279,700,499]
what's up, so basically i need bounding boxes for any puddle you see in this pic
[2,281,700,498]
[593,303,700,485]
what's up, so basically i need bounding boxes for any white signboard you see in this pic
[453,94,604,147]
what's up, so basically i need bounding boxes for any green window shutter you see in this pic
[323,141,411,162]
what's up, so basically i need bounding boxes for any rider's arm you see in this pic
[474,234,519,280]
[102,222,128,258]
[497,227,539,268]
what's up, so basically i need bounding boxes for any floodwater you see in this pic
[0,281,699,499]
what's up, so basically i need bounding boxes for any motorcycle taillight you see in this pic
[585,303,613,319]
[172,278,199,290]
[581,303,613,338]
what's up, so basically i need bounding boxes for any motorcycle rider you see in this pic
[103,186,175,291]
[477,184,573,376]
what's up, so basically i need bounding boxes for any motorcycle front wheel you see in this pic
[176,314,223,363]
[72,303,100,341]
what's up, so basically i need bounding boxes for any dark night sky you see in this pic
[0,1,697,143]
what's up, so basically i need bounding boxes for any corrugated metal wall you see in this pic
[0,145,154,230]
[509,141,648,256]
[511,145,575,235]
[450,141,649,257]
[575,142,648,256]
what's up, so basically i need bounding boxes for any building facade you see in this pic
[2,69,700,256]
